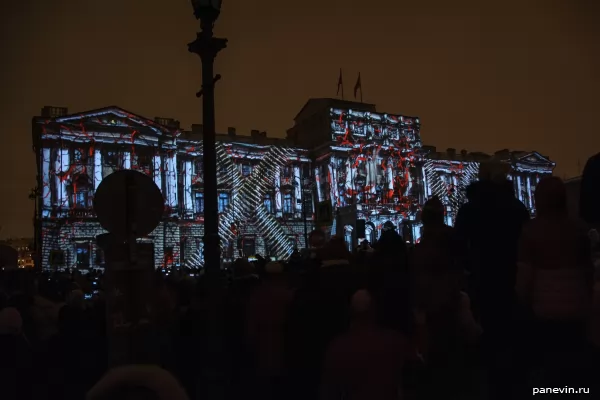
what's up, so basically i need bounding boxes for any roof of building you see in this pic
[293,98,377,122]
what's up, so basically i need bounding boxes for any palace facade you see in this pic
[32,99,555,270]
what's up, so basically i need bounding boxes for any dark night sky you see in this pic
[1,0,599,239]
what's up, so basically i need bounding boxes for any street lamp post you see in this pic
[188,0,227,274]
[28,187,40,271]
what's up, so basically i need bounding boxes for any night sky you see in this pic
[1,0,599,239]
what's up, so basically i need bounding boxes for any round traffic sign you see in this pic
[93,170,164,241]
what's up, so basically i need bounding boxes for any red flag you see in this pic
[337,68,344,99]
[354,72,362,101]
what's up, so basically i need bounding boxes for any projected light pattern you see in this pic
[33,105,556,270]
[323,108,424,243]
[34,107,314,270]
[219,145,298,263]
[424,160,480,225]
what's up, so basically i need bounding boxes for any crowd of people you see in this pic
[1,173,599,400]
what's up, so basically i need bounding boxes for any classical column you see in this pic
[153,155,162,193]
[516,174,523,202]
[386,160,394,192]
[42,148,52,208]
[94,150,102,190]
[122,152,131,170]
[315,167,323,202]
[54,148,70,209]
[526,175,533,209]
[274,165,282,216]
[164,153,178,210]
[293,165,302,212]
[328,163,337,205]
[422,165,431,197]
[184,160,193,215]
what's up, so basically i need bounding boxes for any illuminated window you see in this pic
[73,149,87,164]
[74,190,88,208]
[76,242,90,268]
[241,164,252,177]
[264,193,273,213]
[283,193,293,214]
[288,236,297,250]
[164,247,174,265]
[218,192,229,213]
[194,160,203,176]
[195,192,204,213]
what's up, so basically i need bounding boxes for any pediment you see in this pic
[53,107,178,137]
[516,151,555,166]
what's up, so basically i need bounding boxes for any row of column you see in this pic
[41,147,311,217]
[41,148,178,211]
[272,165,303,215]
[512,173,537,210]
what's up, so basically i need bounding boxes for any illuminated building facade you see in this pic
[0,238,34,268]
[32,99,555,270]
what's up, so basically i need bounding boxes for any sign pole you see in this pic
[94,170,163,367]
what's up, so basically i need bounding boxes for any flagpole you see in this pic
[341,69,345,100]
[360,74,363,103]
[360,73,363,103]
[337,68,344,100]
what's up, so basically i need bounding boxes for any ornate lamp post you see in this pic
[188,0,227,274]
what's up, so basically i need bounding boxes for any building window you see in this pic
[195,192,204,213]
[164,247,174,265]
[49,250,65,266]
[242,237,256,256]
[241,164,252,177]
[76,242,90,268]
[105,151,121,167]
[218,192,229,213]
[283,166,292,178]
[73,149,87,164]
[194,160,202,174]
[302,164,311,179]
[288,236,297,250]
[283,193,293,214]
[218,165,228,177]
[74,190,88,208]
[303,193,313,214]
[264,193,273,213]
[135,153,152,173]
[95,248,105,266]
